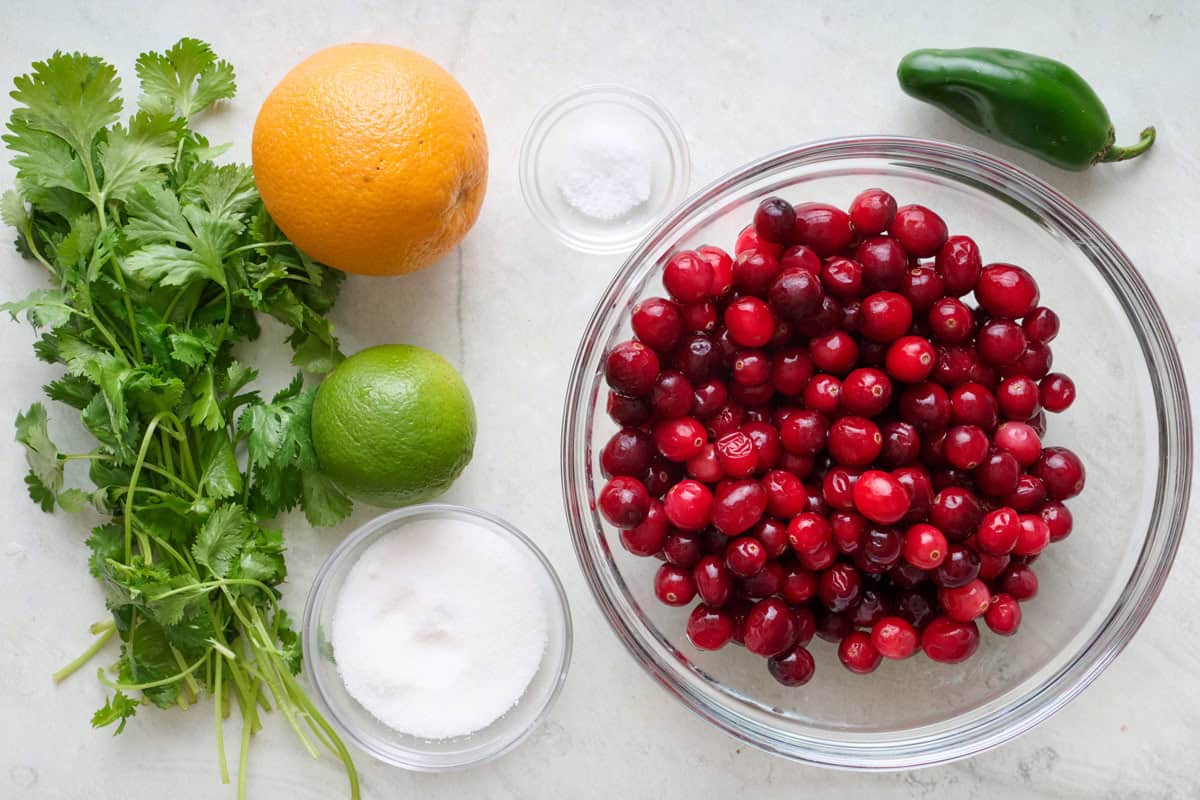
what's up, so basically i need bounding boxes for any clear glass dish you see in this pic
[560,136,1191,769]
[302,504,572,771]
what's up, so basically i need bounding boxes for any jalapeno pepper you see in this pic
[897,48,1155,171]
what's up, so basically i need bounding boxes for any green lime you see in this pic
[312,344,476,507]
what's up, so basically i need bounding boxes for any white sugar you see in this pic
[331,517,548,739]
[556,123,652,221]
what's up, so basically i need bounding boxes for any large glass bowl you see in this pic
[560,136,1191,769]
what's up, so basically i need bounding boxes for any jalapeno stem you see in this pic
[1098,126,1156,163]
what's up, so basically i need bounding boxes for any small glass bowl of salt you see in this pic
[520,85,691,254]
[302,504,572,771]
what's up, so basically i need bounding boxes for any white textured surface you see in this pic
[1,1,1198,798]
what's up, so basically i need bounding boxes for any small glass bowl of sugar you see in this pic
[302,504,572,771]
[520,85,691,254]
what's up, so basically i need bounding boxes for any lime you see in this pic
[312,345,476,507]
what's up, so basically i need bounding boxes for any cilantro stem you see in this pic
[107,255,143,364]
[96,648,207,691]
[171,646,202,703]
[52,622,116,683]
[237,677,260,800]
[225,241,295,257]
[124,413,166,561]
[215,656,230,784]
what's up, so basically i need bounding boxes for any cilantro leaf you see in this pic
[97,112,181,203]
[15,403,63,500]
[192,503,249,578]
[168,330,216,368]
[301,470,352,527]
[44,374,96,409]
[135,38,236,120]
[0,288,76,329]
[91,691,138,735]
[197,432,242,500]
[56,488,92,512]
[1,188,30,230]
[188,367,222,431]
[8,51,122,159]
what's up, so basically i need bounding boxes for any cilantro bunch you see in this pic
[2,39,359,797]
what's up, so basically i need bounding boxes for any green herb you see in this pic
[3,39,358,798]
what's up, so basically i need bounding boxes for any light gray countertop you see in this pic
[2,1,1198,798]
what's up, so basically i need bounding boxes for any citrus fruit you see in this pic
[252,44,488,276]
[312,345,476,507]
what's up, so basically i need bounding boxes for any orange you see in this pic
[252,44,488,276]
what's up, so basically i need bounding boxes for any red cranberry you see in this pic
[732,249,781,297]
[985,593,1022,635]
[893,466,934,522]
[903,523,947,569]
[653,417,707,462]
[889,561,929,589]
[672,333,720,383]
[793,202,853,257]
[753,517,790,558]
[654,563,696,606]
[978,552,1011,581]
[779,409,828,457]
[619,500,671,556]
[601,428,654,479]
[692,379,729,417]
[975,263,1040,318]
[894,588,937,629]
[889,205,947,257]
[607,390,652,426]
[742,421,782,474]
[948,382,998,430]
[1022,307,1060,344]
[598,476,651,527]
[744,597,800,657]
[927,297,974,344]
[819,562,862,612]
[859,291,913,343]
[841,368,893,417]
[976,319,1028,366]
[779,244,822,275]
[687,604,735,650]
[787,512,832,554]
[939,579,990,622]
[854,236,908,291]
[714,430,758,479]
[809,330,859,374]
[1041,501,1073,542]
[663,479,713,531]
[849,585,893,628]
[856,526,905,572]
[901,266,945,313]
[974,450,1020,497]
[799,540,837,571]
[754,197,796,244]
[1028,409,1048,436]
[1005,341,1053,380]
[644,455,683,496]
[828,416,883,466]
[795,294,844,338]
[663,251,714,304]
[771,346,814,396]
[1013,514,1051,557]
[696,245,734,296]
[663,530,704,567]
[1034,446,1085,500]
[871,616,919,659]
[849,188,897,235]
[735,224,781,258]
[650,371,693,419]
[680,300,717,333]
[936,235,982,296]
[768,267,824,324]
[886,335,936,383]
[1004,474,1048,512]
[813,608,852,642]
[942,425,989,470]
[932,545,980,588]
[781,565,817,605]
[738,560,785,598]
[724,536,767,579]
[997,562,1038,600]
[831,510,867,554]
[631,297,683,353]
[804,374,843,416]
[996,375,1041,420]
[822,256,865,300]
[879,421,921,467]
[725,297,776,347]
[929,487,983,541]
[711,479,769,535]
[1040,373,1076,413]
[993,422,1042,466]
[762,470,807,518]
[898,382,951,433]
[731,350,771,388]
[921,617,980,663]
[976,507,1020,555]
[605,341,659,397]
[693,555,735,607]
[852,470,910,525]
[768,644,816,686]
[838,630,882,674]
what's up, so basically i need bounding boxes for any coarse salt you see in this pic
[331,517,548,739]
[556,123,653,221]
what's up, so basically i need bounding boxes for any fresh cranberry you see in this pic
[781,565,818,605]
[838,630,882,674]
[974,450,1020,497]
[849,585,893,628]
[708,401,747,439]
[975,263,1040,318]
[932,544,980,589]
[978,551,1011,581]
[900,266,945,313]
[644,455,683,496]
[921,617,980,663]
[840,368,893,417]
[821,256,865,300]
[779,244,822,275]
[671,333,720,384]
[939,424,987,471]
[929,487,983,541]
[809,330,859,374]
[753,517,790,558]
[879,422,921,467]
[819,562,862,612]
[663,530,705,567]
[649,371,693,419]
[744,597,800,657]
[696,245,735,296]
[849,188,897,235]
[889,205,947,257]
[854,236,909,291]
[804,374,843,416]
[772,347,814,396]
[779,409,828,457]
[693,555,734,606]
[793,203,853,257]
[1034,446,1086,500]
[922,431,950,470]
[985,593,1022,635]
[754,196,796,244]
[605,341,659,397]
[903,523,947,569]
[936,235,983,296]
[711,479,769,535]
[830,510,867,554]
[787,512,832,554]
[947,382,998,430]
[1040,373,1076,413]
[762,470,806,518]
[767,268,824,325]
[898,381,951,433]
[738,560,786,598]
[619,499,671,556]
[731,378,775,407]
[598,476,651,527]
[939,579,990,623]
[859,291,913,343]
[856,526,904,573]
[805,482,831,516]
[815,608,854,642]
[976,507,1020,555]
[631,297,683,352]
[732,248,781,298]
[996,375,1041,420]
[1004,341,1053,380]
[735,224,782,259]
[852,470,910,524]
[724,297,776,347]
[893,466,934,522]
[607,390,652,426]
[653,417,707,462]
[742,421,782,474]
[885,335,936,383]
[975,320,1025,367]
[663,251,714,304]
[827,416,883,466]
[1004,474,1048,512]
[601,428,654,479]
[993,422,1042,466]
[997,562,1038,600]
[730,350,770,388]
[871,616,919,659]
[795,294,844,338]
[1022,307,1060,344]
[927,297,974,344]
[663,479,713,531]
[725,535,767,578]
[768,644,816,686]
[1012,514,1050,557]
[799,540,838,571]
[687,604,735,650]
[1028,409,1048,437]
[654,563,696,606]
[692,379,728,417]
[894,588,937,629]
[1041,501,1073,542]
[680,300,717,333]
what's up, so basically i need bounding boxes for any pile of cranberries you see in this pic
[597,189,1084,685]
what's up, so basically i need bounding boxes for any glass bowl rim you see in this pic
[559,134,1192,770]
[518,82,693,254]
[301,503,574,771]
